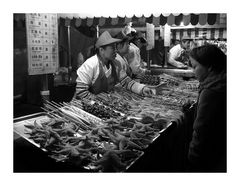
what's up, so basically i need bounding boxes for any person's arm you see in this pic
[113,58,153,96]
[75,62,96,99]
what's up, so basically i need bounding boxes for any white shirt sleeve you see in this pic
[75,55,99,99]
[76,55,99,85]
[168,44,185,68]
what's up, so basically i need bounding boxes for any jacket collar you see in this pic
[199,71,226,93]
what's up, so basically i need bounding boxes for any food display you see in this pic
[23,116,143,172]
[178,80,199,92]
[81,100,122,120]
[14,73,199,172]
[14,110,169,172]
[96,92,132,113]
[158,73,183,87]
[140,75,161,86]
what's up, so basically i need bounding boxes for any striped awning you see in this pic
[58,13,221,27]
[14,13,224,28]
[171,27,227,40]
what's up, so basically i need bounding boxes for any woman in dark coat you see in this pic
[187,45,226,171]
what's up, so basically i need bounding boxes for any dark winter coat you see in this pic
[187,71,226,172]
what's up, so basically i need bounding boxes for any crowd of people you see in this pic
[72,25,227,172]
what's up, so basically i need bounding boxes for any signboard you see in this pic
[164,25,171,46]
[146,23,155,50]
[26,13,59,75]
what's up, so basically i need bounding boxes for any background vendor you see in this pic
[124,30,151,78]
[168,35,192,69]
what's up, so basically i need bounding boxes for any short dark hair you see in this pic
[190,44,226,73]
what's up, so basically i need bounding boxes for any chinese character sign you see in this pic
[26,13,59,75]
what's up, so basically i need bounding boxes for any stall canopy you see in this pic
[57,13,220,27]
[14,13,223,28]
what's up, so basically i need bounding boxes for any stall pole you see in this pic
[67,25,72,82]
[163,25,171,68]
[96,25,99,38]
[147,50,150,70]
[40,74,50,103]
[164,47,169,68]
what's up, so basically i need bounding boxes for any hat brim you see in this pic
[95,38,121,48]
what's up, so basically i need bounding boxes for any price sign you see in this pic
[26,13,59,75]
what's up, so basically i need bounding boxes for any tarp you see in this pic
[15,13,220,27]
[58,13,219,27]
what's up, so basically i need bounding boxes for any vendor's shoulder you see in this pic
[83,55,98,66]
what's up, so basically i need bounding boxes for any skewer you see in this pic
[43,101,93,132]
[41,107,70,123]
[49,100,64,108]
[44,103,58,112]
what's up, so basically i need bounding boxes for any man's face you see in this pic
[100,44,117,61]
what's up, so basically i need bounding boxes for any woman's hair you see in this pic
[190,44,226,73]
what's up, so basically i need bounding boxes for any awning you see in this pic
[58,13,219,27]
[14,13,220,27]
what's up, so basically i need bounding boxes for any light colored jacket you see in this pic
[124,43,147,76]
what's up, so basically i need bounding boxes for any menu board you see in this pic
[26,13,59,75]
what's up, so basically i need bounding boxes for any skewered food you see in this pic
[81,101,122,120]
[140,75,161,86]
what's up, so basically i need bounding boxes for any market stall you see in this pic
[13,13,225,172]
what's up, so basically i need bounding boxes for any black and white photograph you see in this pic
[1,0,240,186]
[13,12,227,173]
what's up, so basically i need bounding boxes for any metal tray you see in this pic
[13,112,145,172]
[14,112,52,151]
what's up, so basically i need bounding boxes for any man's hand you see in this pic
[142,86,156,96]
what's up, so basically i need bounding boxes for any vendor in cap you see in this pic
[168,35,192,69]
[74,31,153,99]
[113,31,155,96]
[123,30,151,78]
